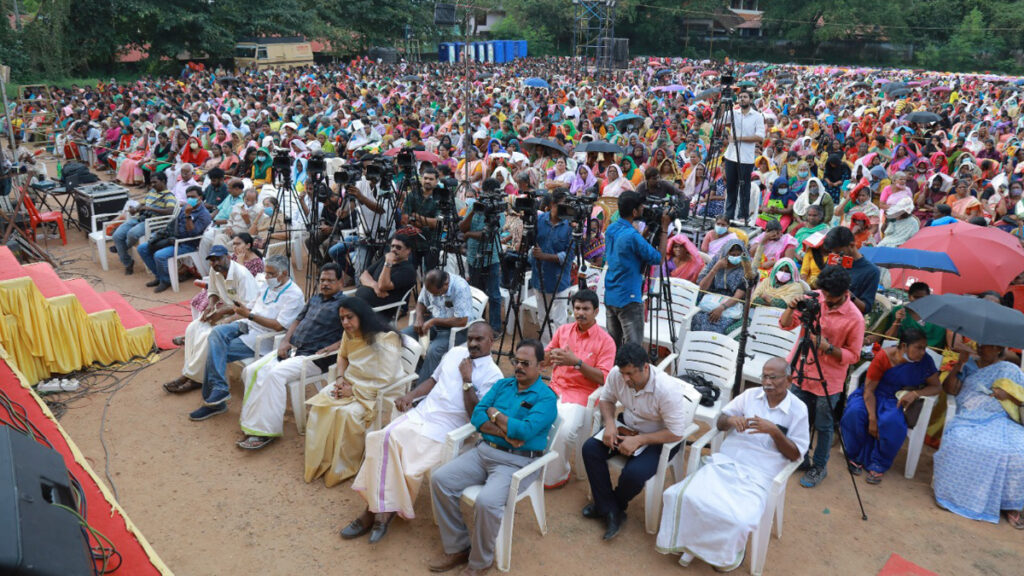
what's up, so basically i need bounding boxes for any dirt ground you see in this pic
[27,166,1024,576]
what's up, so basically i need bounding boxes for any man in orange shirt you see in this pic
[542,289,617,488]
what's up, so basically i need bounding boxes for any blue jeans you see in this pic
[137,241,197,285]
[202,322,255,403]
[470,262,502,333]
[112,218,146,267]
[328,234,366,279]
[402,325,467,385]
[790,385,842,469]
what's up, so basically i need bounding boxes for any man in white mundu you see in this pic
[339,322,503,544]
[162,244,257,394]
[656,358,809,572]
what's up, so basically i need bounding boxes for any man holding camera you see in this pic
[635,167,679,202]
[822,226,880,315]
[723,90,765,223]
[328,158,391,284]
[603,191,669,347]
[779,265,865,488]
[460,178,505,335]
[401,166,443,272]
[530,189,573,343]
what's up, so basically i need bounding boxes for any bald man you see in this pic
[656,358,810,572]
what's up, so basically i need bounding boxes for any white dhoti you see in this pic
[181,319,215,382]
[656,453,771,571]
[543,401,586,487]
[350,412,445,517]
[239,352,322,437]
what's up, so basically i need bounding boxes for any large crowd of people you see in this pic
[10,54,1024,573]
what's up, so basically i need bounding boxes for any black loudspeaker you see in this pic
[434,3,457,26]
[368,46,399,64]
[612,38,629,65]
[0,426,94,576]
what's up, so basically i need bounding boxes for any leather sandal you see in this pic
[163,377,201,394]
[428,548,470,573]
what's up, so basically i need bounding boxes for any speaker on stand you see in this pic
[434,3,457,26]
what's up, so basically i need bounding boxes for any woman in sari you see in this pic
[218,143,240,175]
[878,198,920,248]
[302,297,405,484]
[545,157,574,190]
[601,164,634,198]
[750,220,798,280]
[691,239,754,334]
[569,163,598,196]
[822,153,850,204]
[116,127,148,186]
[621,156,644,187]
[652,234,703,282]
[755,176,798,231]
[251,147,274,188]
[879,171,913,212]
[840,328,941,484]
[751,257,804,308]
[934,343,1024,527]
[141,131,173,186]
[701,215,749,256]
[792,177,834,229]
[944,179,983,220]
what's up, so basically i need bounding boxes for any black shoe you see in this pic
[797,457,812,471]
[154,282,171,293]
[108,246,118,253]
[145,279,160,287]
[581,504,603,520]
[340,513,373,540]
[124,263,134,275]
[368,512,394,544]
[603,509,626,541]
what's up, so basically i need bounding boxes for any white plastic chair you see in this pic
[406,286,488,354]
[436,416,563,573]
[322,334,422,432]
[167,234,207,292]
[685,426,801,576]
[676,331,740,467]
[342,287,414,326]
[844,345,942,479]
[88,211,127,271]
[733,307,799,388]
[643,278,700,371]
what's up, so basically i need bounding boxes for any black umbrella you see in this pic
[887,88,911,98]
[576,141,625,154]
[882,81,909,92]
[477,73,494,80]
[218,75,238,84]
[694,86,721,100]
[654,68,672,78]
[905,111,942,124]
[907,294,1024,349]
[850,81,870,89]
[522,137,566,156]
[401,75,421,82]
[778,78,796,86]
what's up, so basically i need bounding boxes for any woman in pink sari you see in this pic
[652,234,703,282]
[750,220,798,281]
[116,128,150,185]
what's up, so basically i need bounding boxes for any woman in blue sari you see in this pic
[933,343,1024,528]
[840,328,940,484]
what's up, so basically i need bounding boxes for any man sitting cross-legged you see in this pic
[338,321,503,544]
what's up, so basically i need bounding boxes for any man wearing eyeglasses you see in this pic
[656,357,809,572]
[354,233,417,313]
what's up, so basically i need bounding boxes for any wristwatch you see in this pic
[574,359,583,371]
[489,410,500,423]
[384,262,393,268]
[248,312,255,321]
[462,380,474,391]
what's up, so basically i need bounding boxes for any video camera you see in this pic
[272,150,292,173]
[559,189,598,222]
[307,153,327,179]
[796,291,821,326]
[395,149,416,173]
[436,176,458,214]
[642,194,690,227]
[334,164,364,187]
[364,156,394,182]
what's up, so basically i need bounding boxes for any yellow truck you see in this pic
[234,37,314,69]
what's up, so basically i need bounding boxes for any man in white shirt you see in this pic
[656,358,809,572]
[171,163,200,203]
[215,188,262,246]
[722,90,766,222]
[339,322,502,544]
[163,245,258,394]
[581,343,700,541]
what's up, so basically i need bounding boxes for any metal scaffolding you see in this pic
[572,0,616,71]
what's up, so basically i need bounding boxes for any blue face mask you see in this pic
[798,171,809,179]
[714,225,728,235]
[728,255,743,265]
[186,197,199,208]
[264,206,274,216]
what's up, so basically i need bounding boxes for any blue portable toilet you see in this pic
[438,43,450,63]
[494,41,506,63]
[511,40,522,59]
[453,42,464,62]
[518,40,528,58]
[486,41,494,63]
[475,43,485,62]
[505,40,516,60]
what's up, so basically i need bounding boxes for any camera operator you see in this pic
[530,188,573,343]
[604,191,669,347]
[327,157,392,284]
[459,178,505,335]
[779,265,865,489]
[401,166,443,271]
[723,90,766,222]
[821,226,880,316]
[635,167,679,202]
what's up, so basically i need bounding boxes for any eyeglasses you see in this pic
[511,359,533,367]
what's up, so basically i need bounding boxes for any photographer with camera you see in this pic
[635,167,679,202]
[723,90,765,223]
[401,166,443,271]
[328,157,392,284]
[822,226,880,316]
[779,265,865,489]
[530,188,573,343]
[604,191,669,348]
[459,178,505,335]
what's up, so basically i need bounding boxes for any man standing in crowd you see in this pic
[530,188,573,344]
[342,322,503,543]
[723,90,765,223]
[429,340,557,576]
[542,289,616,489]
[581,343,699,540]
[603,191,668,347]
[401,166,443,271]
[780,265,864,488]
[460,178,505,336]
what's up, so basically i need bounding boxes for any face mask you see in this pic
[728,255,743,265]
[186,197,199,207]
[265,276,281,290]
[258,155,267,161]
[775,271,792,284]
[714,225,728,235]
[902,352,912,363]
[190,142,198,150]
[264,206,274,216]
[798,171,809,178]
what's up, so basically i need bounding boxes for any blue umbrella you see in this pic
[860,246,959,275]
[524,77,550,89]
[610,113,643,126]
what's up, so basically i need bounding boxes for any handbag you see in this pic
[895,390,925,428]
[148,218,178,252]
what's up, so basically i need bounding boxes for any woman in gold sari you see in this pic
[304,297,404,487]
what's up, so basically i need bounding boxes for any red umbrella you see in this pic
[680,66,695,74]
[930,86,952,94]
[891,222,1024,295]
[383,148,441,163]
[700,70,718,77]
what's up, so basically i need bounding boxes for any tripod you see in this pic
[693,74,742,243]
[533,205,588,345]
[642,216,680,368]
[263,155,319,295]
[790,308,868,521]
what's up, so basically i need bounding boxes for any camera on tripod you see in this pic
[559,190,598,221]
[642,194,690,227]
[307,154,327,179]
[272,150,292,173]
[334,164,364,187]
[796,291,821,325]
[364,157,394,182]
[395,149,416,173]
